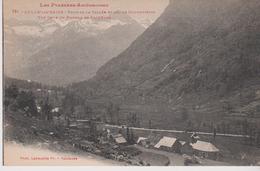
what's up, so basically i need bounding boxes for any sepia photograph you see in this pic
[2,0,260,167]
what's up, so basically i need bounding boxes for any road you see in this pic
[105,124,249,138]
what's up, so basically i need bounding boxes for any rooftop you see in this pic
[191,140,219,152]
[154,136,177,148]
[137,137,147,144]
[115,136,127,144]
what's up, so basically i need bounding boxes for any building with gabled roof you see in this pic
[191,140,219,153]
[154,136,182,153]
[181,140,220,160]
[110,133,127,145]
[137,137,148,146]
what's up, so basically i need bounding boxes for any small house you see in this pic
[191,140,220,160]
[111,134,127,145]
[180,141,186,146]
[181,140,220,160]
[154,136,182,153]
[137,137,148,146]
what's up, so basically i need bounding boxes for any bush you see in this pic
[16,91,38,116]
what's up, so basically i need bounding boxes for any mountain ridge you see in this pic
[5,15,146,85]
[71,0,260,129]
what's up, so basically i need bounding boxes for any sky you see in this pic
[4,0,169,22]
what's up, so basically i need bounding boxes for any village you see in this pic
[3,80,260,166]
[61,118,230,166]
[4,108,230,166]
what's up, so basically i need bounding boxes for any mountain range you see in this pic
[4,14,146,85]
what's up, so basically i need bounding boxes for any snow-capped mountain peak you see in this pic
[6,12,141,37]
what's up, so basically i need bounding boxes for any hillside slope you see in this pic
[72,0,260,130]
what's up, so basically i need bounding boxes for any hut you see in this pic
[191,140,220,160]
[180,141,186,146]
[154,136,182,153]
[181,140,220,160]
[137,137,148,146]
[111,134,127,145]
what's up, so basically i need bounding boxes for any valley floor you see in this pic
[4,111,260,166]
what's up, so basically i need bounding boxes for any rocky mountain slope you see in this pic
[72,0,260,130]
